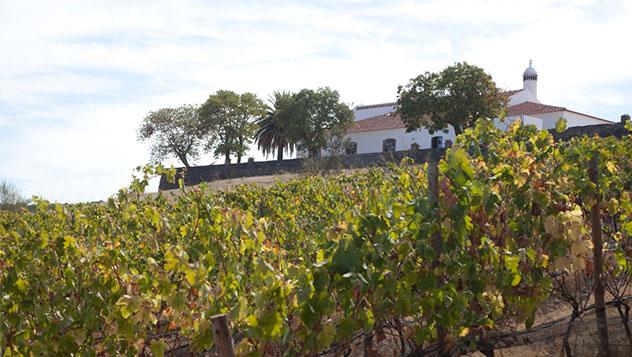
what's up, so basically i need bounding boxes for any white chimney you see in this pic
[523,60,538,100]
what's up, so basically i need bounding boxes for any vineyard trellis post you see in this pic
[211,314,236,357]
[427,160,449,357]
[589,153,610,356]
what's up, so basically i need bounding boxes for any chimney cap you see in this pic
[523,60,538,80]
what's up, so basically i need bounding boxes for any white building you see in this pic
[343,61,612,155]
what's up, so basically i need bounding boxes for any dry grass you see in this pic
[150,168,369,199]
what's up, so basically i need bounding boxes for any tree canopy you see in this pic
[138,87,353,166]
[288,87,354,158]
[397,62,505,135]
[137,104,204,168]
[199,90,266,164]
[255,91,297,161]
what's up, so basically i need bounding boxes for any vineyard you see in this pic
[1,119,632,356]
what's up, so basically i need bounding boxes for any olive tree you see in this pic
[397,62,505,135]
[199,90,266,164]
[137,104,205,168]
[288,87,354,158]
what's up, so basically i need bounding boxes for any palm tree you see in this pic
[255,91,296,161]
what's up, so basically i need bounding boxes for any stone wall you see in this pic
[158,148,445,190]
[550,121,629,141]
[158,122,628,191]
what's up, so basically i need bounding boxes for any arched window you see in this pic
[345,141,358,155]
[382,138,396,153]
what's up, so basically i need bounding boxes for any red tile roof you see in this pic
[348,101,611,134]
[349,102,569,134]
[507,101,566,116]
[347,113,406,133]
[507,101,611,123]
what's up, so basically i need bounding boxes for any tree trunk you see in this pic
[589,154,610,357]
[277,146,284,161]
[237,136,243,163]
[180,155,190,168]
[225,151,231,165]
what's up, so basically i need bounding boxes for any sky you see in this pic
[1,0,631,203]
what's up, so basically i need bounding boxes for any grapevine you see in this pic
[1,120,631,355]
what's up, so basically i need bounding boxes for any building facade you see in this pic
[342,61,612,155]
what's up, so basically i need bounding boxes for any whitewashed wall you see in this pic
[344,126,456,154]
[534,111,611,129]
[507,89,538,106]
[495,115,543,130]
[299,111,611,158]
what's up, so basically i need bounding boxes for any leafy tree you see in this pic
[0,180,28,211]
[255,91,297,161]
[397,62,505,135]
[199,90,266,164]
[288,87,354,158]
[137,104,204,168]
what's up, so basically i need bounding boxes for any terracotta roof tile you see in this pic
[507,101,566,116]
[347,113,406,133]
[349,101,612,134]
[507,101,611,123]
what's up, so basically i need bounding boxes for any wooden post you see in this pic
[211,314,236,357]
[589,154,610,357]
[428,161,439,203]
[428,161,449,357]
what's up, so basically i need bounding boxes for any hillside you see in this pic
[1,120,632,356]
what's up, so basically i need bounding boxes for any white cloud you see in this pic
[0,0,630,202]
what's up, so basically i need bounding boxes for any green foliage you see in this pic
[199,90,266,164]
[255,91,297,161]
[137,104,204,168]
[1,119,631,355]
[287,87,354,158]
[397,62,506,135]
[555,117,568,133]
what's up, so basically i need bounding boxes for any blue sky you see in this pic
[1,0,631,202]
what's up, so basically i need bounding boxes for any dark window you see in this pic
[410,143,420,152]
[431,136,443,149]
[345,141,358,155]
[382,138,396,153]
